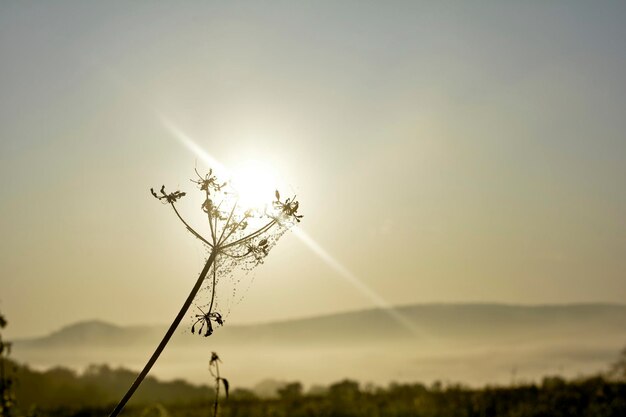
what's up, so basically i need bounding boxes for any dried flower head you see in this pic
[273,190,303,223]
[150,185,186,204]
[150,169,302,335]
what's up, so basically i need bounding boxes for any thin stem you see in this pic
[219,214,251,247]
[207,197,217,245]
[198,173,216,244]
[208,261,217,314]
[109,250,218,417]
[216,201,238,246]
[213,362,221,417]
[219,249,250,259]
[213,200,223,239]
[221,219,277,250]
[171,203,213,248]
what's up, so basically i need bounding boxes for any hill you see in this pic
[12,303,626,387]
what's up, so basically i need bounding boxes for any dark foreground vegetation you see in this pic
[5,359,626,417]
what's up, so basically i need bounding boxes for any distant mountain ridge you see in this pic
[15,320,162,349]
[11,302,626,386]
[16,302,626,349]
[28,319,163,347]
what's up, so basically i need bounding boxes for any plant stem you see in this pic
[213,361,220,417]
[216,201,238,245]
[109,249,218,417]
[222,219,276,249]
[171,203,213,248]
[208,264,217,315]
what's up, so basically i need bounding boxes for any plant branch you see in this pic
[213,200,223,240]
[109,250,218,417]
[196,169,216,245]
[221,219,277,250]
[219,249,250,259]
[207,196,217,245]
[208,262,217,315]
[216,201,238,246]
[170,203,213,248]
[219,214,251,247]
[213,362,220,417]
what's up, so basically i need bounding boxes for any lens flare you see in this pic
[160,117,421,335]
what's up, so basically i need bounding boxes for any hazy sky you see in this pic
[1,1,625,338]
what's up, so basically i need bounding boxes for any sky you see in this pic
[1,1,625,338]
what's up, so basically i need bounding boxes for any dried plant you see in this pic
[109,168,302,417]
[209,352,228,417]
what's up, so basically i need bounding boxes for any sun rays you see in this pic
[160,117,422,336]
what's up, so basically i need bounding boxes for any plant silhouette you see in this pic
[109,168,302,417]
[209,352,228,417]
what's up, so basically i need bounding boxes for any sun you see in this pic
[230,160,280,209]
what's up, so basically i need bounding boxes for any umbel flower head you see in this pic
[151,168,303,336]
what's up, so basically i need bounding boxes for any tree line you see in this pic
[6,359,626,417]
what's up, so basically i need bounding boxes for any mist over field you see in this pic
[13,303,626,390]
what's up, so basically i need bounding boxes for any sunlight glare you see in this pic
[160,117,421,336]
[231,160,279,209]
